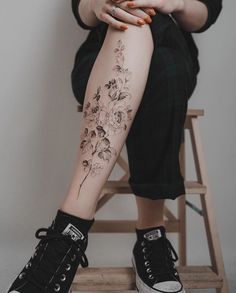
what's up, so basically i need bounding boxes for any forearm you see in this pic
[172,0,208,32]
[78,0,101,27]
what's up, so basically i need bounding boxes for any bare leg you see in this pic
[135,197,165,229]
[60,24,154,219]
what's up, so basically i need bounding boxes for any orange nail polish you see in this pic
[127,2,136,7]
[145,16,152,24]
[137,19,145,25]
[120,24,128,30]
[149,10,156,16]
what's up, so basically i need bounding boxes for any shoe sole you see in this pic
[131,254,185,293]
[5,284,18,293]
[5,282,73,293]
[5,282,20,293]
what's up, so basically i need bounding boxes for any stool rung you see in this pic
[89,220,179,233]
[71,266,222,291]
[103,180,206,195]
[73,103,228,292]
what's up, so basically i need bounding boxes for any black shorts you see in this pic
[71,13,197,200]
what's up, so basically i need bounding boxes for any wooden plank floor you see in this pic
[71,266,222,291]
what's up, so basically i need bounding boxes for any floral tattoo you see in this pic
[77,40,133,199]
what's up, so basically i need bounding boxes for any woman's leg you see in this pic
[129,42,191,293]
[60,23,154,220]
[127,47,189,229]
[135,197,165,229]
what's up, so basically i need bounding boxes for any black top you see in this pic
[71,0,222,75]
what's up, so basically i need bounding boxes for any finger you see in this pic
[106,5,148,26]
[118,1,156,17]
[127,0,157,8]
[117,2,153,23]
[142,7,156,16]
[100,12,129,30]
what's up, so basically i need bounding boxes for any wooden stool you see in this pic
[71,105,228,292]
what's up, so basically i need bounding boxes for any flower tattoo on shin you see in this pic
[77,40,133,198]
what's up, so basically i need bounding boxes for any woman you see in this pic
[7,0,222,293]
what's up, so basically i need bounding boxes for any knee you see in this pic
[106,22,154,51]
[156,50,195,98]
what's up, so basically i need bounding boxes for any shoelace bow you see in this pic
[25,227,88,291]
[143,236,179,276]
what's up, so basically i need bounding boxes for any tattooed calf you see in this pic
[77,40,133,199]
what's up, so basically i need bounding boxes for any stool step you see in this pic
[71,266,222,291]
[103,180,206,195]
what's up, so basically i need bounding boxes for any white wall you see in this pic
[0,1,235,292]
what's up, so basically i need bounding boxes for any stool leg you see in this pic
[190,117,229,293]
[178,134,187,266]
[96,151,130,211]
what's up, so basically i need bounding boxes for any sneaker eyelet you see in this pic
[148,274,154,279]
[60,274,66,282]
[144,261,150,266]
[146,267,152,273]
[54,283,60,292]
[19,272,26,279]
[143,254,148,260]
[142,247,147,253]
[71,254,76,262]
[25,262,31,269]
[65,263,71,271]
[141,241,145,246]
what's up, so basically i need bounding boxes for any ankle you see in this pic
[59,205,95,221]
[136,220,165,230]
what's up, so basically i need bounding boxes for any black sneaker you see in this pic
[7,209,95,293]
[131,226,185,293]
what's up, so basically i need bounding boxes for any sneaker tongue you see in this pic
[136,226,166,241]
[61,223,85,242]
[144,228,164,241]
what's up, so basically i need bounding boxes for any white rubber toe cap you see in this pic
[153,281,183,292]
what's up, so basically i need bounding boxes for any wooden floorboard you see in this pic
[71,266,222,291]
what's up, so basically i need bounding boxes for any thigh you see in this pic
[141,46,196,109]
[71,13,197,106]
[71,22,155,105]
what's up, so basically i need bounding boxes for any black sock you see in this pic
[51,209,95,237]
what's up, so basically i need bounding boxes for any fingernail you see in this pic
[145,16,152,24]
[120,25,128,30]
[127,2,136,7]
[137,19,146,25]
[149,10,156,16]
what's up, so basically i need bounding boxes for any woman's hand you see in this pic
[111,0,157,18]
[90,0,156,30]
[126,0,185,14]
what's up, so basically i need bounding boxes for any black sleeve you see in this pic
[71,0,100,30]
[193,0,223,33]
